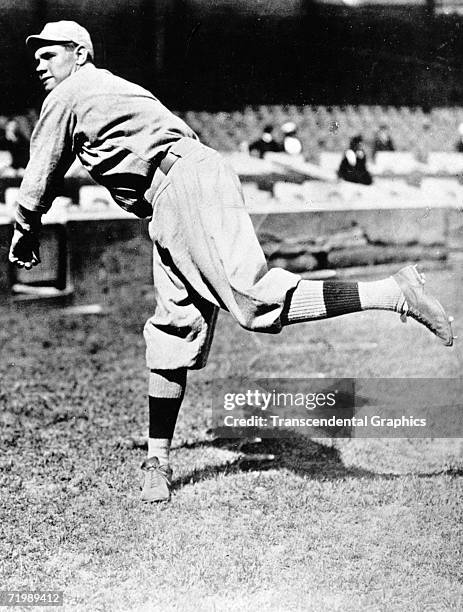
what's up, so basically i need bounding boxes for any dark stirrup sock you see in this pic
[147,369,187,466]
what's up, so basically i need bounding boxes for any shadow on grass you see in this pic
[172,434,391,491]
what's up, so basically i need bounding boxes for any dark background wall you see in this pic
[1,0,463,113]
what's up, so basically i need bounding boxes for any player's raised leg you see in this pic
[148,141,455,348]
[281,264,454,346]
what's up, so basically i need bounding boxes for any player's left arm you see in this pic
[9,95,76,269]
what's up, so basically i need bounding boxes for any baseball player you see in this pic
[10,21,455,503]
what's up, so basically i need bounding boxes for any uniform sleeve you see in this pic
[16,94,76,214]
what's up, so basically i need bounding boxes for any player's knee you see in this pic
[232,307,279,333]
[237,314,260,331]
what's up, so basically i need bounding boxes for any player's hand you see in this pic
[9,226,41,269]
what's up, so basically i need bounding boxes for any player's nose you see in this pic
[36,59,47,73]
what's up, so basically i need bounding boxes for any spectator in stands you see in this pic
[281,122,303,156]
[338,135,373,186]
[414,120,433,164]
[249,124,282,158]
[372,123,395,160]
[455,122,463,153]
[4,118,30,173]
[0,116,8,149]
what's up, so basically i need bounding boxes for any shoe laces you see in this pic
[145,463,171,486]
[148,468,166,488]
[404,305,438,333]
[399,265,426,324]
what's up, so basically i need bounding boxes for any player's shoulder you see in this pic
[59,64,155,101]
[42,65,159,117]
[41,64,101,109]
[100,69,157,99]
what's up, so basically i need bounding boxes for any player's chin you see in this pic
[41,79,55,91]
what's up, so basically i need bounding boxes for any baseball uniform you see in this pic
[11,27,454,503]
[14,63,301,370]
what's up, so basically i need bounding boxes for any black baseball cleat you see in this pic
[393,265,455,347]
[140,456,172,503]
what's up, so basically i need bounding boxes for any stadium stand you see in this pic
[175,105,463,157]
[2,105,463,212]
[2,104,463,165]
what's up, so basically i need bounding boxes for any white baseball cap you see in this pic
[26,21,94,59]
[281,121,297,134]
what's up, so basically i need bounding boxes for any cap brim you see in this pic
[26,35,72,50]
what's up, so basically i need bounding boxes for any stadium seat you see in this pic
[273,182,311,207]
[371,152,419,175]
[301,181,347,205]
[426,152,463,175]
[420,178,463,205]
[4,187,19,210]
[0,151,12,170]
[374,178,413,197]
[370,179,424,206]
[79,186,115,211]
[319,152,343,173]
[266,152,337,182]
[241,183,273,210]
[222,152,279,179]
[271,179,422,210]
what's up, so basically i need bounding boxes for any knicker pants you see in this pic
[143,138,301,370]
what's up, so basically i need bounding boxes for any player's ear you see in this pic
[74,45,90,66]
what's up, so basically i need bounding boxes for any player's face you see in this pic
[34,44,79,91]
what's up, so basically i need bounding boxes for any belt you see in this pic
[159,151,180,175]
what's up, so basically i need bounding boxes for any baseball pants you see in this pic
[143,137,301,370]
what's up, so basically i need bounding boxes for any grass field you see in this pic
[1,241,462,611]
